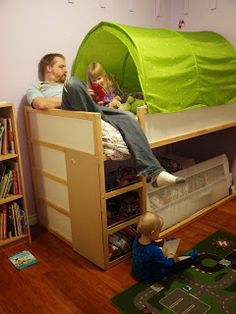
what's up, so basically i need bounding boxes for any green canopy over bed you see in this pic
[72,21,236,113]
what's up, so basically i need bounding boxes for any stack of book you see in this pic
[0,117,16,155]
[0,161,20,198]
[0,202,28,240]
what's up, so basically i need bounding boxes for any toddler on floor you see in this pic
[132,212,198,284]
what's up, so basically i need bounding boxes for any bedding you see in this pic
[101,120,130,160]
[73,21,236,114]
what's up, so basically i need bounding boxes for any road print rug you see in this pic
[111,230,236,314]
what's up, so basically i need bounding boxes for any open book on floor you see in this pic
[162,238,191,261]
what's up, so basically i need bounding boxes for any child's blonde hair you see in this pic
[86,62,119,91]
[137,212,163,236]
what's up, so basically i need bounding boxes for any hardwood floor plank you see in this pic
[0,199,235,313]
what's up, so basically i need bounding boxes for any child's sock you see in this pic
[153,171,186,188]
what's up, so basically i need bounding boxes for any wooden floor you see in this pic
[0,199,236,314]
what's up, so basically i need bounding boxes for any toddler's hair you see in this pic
[137,212,163,236]
[86,62,119,91]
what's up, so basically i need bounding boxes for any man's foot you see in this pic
[152,171,186,188]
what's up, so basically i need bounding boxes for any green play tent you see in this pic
[72,21,236,113]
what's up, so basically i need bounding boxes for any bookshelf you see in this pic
[0,103,31,248]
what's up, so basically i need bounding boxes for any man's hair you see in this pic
[38,53,65,80]
[137,212,163,236]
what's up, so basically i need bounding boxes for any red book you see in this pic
[12,170,19,194]
[91,83,106,103]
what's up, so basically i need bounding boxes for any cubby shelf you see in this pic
[0,103,31,249]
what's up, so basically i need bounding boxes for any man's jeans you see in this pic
[61,77,164,180]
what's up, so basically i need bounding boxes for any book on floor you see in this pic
[8,250,38,270]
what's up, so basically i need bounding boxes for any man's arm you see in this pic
[26,83,63,109]
[31,97,61,109]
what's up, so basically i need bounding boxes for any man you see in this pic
[27,53,185,187]
[27,53,67,109]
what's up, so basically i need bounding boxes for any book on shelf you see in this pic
[14,202,23,235]
[7,160,21,194]
[0,170,13,198]
[0,118,8,155]
[0,163,6,182]
[0,161,20,198]
[0,172,10,198]
[10,203,18,237]
[5,171,14,197]
[7,205,15,237]
[8,250,38,270]
[0,117,15,155]
[0,123,5,153]
[7,118,15,154]
[0,202,28,239]
[12,170,19,194]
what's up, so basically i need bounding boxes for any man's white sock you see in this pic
[154,171,186,187]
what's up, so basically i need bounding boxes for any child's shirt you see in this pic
[103,90,117,106]
[132,234,175,283]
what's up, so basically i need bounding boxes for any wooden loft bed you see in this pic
[24,103,236,269]
[136,102,236,235]
[137,101,236,148]
[24,107,146,269]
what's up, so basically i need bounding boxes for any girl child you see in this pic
[86,62,124,108]
[132,212,198,284]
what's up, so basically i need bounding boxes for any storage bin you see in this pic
[147,154,231,229]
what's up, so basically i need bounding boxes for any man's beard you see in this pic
[58,74,67,83]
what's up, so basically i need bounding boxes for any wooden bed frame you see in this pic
[137,101,236,148]
[24,103,236,269]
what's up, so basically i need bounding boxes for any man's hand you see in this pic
[32,97,62,109]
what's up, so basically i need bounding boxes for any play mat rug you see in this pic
[111,230,236,314]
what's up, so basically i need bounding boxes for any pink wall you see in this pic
[0,0,171,219]
[169,0,236,49]
[1,0,236,221]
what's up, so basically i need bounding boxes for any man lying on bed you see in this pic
[26,53,186,188]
